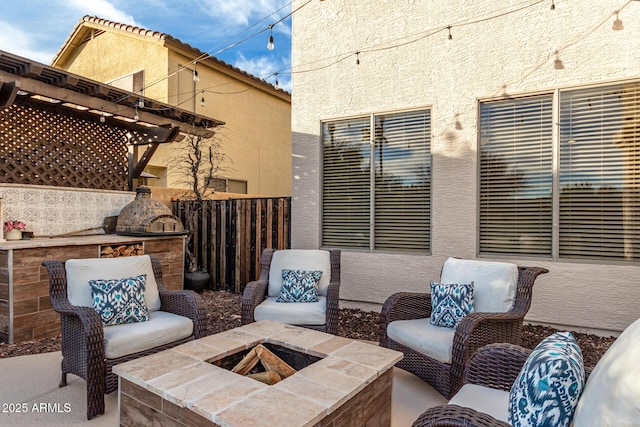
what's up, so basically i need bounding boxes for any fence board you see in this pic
[173,197,290,293]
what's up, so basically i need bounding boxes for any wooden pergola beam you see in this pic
[0,69,214,134]
[0,80,19,109]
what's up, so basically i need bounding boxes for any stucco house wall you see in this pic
[291,0,640,334]
[53,17,291,197]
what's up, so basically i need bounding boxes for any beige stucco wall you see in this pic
[56,29,169,101]
[55,27,291,198]
[291,0,640,334]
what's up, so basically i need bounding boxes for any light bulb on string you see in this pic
[550,0,555,10]
[134,108,139,122]
[553,50,564,70]
[612,11,623,31]
[193,62,199,82]
[138,97,144,108]
[356,51,360,65]
[447,26,452,40]
[267,25,275,51]
[200,95,205,107]
[100,111,106,123]
[274,72,279,88]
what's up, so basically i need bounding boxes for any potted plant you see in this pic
[167,124,225,292]
[4,220,26,241]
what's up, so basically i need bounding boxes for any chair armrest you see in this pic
[449,312,527,393]
[412,404,510,427]
[159,289,207,338]
[379,292,431,345]
[241,280,268,325]
[325,281,340,335]
[464,343,530,390]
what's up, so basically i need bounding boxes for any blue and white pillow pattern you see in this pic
[276,269,323,303]
[508,331,585,427]
[430,282,474,328]
[89,274,149,326]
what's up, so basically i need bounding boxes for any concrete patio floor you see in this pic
[0,351,446,426]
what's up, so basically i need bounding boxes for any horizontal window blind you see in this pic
[559,82,640,260]
[374,111,431,252]
[322,118,371,249]
[479,96,553,256]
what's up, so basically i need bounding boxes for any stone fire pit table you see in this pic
[113,320,403,427]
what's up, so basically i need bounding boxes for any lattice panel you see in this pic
[0,98,129,190]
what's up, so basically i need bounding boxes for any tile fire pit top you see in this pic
[113,320,403,427]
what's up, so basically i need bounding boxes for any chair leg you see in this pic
[86,372,105,420]
[59,372,67,388]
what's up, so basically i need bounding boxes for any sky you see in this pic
[0,0,293,91]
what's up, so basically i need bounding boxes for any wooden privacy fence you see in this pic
[172,197,291,293]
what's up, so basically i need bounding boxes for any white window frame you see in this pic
[478,78,640,264]
[321,107,432,254]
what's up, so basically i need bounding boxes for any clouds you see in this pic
[234,52,291,92]
[0,0,292,90]
[196,0,289,27]
[67,0,138,26]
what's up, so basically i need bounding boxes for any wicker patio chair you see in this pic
[241,248,340,334]
[43,255,207,420]
[412,343,531,426]
[379,259,548,399]
[412,342,594,426]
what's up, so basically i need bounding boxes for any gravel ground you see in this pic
[0,290,616,370]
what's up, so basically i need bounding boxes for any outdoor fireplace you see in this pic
[116,186,187,236]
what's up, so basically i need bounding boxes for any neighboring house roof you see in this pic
[0,49,223,130]
[52,16,290,101]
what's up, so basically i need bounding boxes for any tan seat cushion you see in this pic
[254,296,327,326]
[65,255,161,312]
[103,310,193,359]
[440,257,518,313]
[267,250,332,297]
[387,318,456,363]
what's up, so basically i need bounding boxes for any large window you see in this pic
[322,109,431,252]
[480,81,640,261]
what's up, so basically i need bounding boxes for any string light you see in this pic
[200,93,205,107]
[134,108,139,122]
[554,50,565,69]
[447,26,453,40]
[193,62,200,82]
[267,25,275,51]
[551,0,555,10]
[356,51,360,65]
[274,72,279,87]
[138,97,144,108]
[100,112,106,123]
[612,11,624,30]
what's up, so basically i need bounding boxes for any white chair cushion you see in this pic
[65,255,161,312]
[387,318,456,364]
[440,257,518,313]
[268,250,332,297]
[254,296,327,326]
[103,310,193,359]
[572,317,640,426]
[448,384,510,423]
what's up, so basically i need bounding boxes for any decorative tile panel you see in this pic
[0,185,134,237]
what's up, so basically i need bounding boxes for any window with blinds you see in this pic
[559,82,640,261]
[479,96,553,256]
[479,80,640,262]
[322,109,431,252]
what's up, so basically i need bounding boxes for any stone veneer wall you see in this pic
[0,236,184,343]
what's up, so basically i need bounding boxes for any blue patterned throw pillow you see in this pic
[430,282,474,328]
[89,274,149,326]
[508,332,585,427]
[276,269,323,303]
